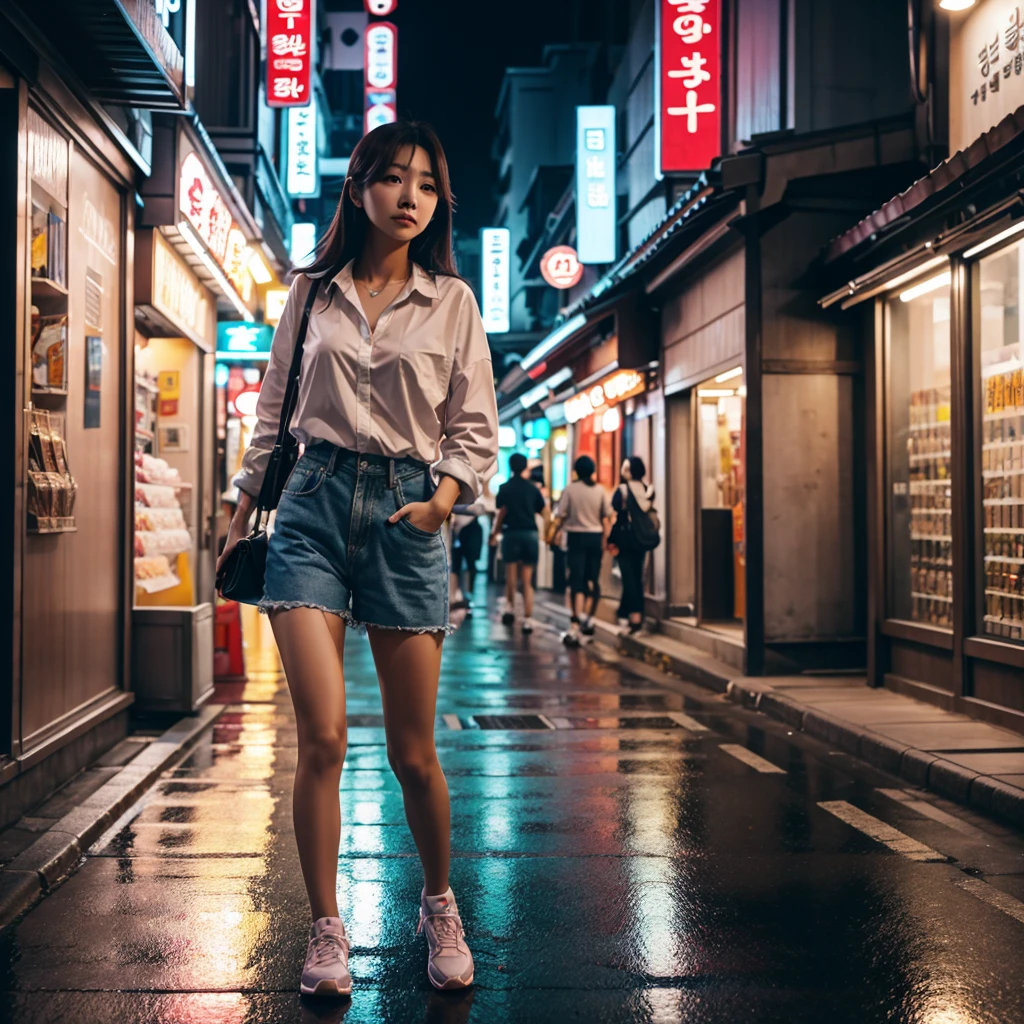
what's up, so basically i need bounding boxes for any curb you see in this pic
[535,599,1024,833]
[0,703,225,930]
[724,677,1024,831]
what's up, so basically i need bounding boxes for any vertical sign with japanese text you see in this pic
[267,0,313,107]
[286,96,320,196]
[365,20,397,134]
[657,0,721,174]
[480,228,510,335]
[576,106,616,265]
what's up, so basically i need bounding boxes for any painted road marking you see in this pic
[719,743,785,774]
[668,711,708,732]
[549,716,573,729]
[878,788,990,840]
[957,877,1024,926]
[442,714,462,731]
[536,714,557,730]
[818,800,945,862]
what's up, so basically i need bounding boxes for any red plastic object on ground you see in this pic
[214,598,247,682]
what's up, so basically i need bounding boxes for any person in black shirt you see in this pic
[490,452,548,633]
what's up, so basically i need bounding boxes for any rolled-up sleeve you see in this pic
[435,290,498,504]
[231,277,305,498]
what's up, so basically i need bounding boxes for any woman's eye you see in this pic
[422,184,436,193]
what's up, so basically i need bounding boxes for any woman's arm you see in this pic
[231,276,309,498]
[435,288,499,504]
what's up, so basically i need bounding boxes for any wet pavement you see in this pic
[3,589,1024,1023]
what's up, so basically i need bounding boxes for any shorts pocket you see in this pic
[283,459,327,497]
[394,476,441,537]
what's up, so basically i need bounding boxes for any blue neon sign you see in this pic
[575,106,616,265]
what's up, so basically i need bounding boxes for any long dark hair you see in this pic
[304,121,459,279]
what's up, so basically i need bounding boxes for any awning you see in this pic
[17,0,186,110]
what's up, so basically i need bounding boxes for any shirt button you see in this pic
[360,461,368,469]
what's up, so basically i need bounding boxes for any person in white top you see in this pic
[218,122,495,997]
[551,455,613,645]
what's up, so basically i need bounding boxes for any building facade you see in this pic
[0,0,315,828]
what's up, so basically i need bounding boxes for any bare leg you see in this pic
[521,563,535,618]
[504,560,518,611]
[573,591,586,618]
[368,628,450,895]
[270,607,347,921]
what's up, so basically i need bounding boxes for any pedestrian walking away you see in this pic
[450,498,486,615]
[218,121,498,998]
[550,455,612,646]
[608,456,658,634]
[491,451,548,633]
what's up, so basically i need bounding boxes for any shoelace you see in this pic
[309,931,348,967]
[419,911,463,952]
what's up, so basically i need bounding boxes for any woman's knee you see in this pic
[299,726,348,774]
[387,746,439,791]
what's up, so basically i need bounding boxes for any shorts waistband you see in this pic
[303,441,430,482]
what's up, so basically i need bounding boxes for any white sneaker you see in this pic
[418,887,474,990]
[521,617,535,634]
[300,917,352,996]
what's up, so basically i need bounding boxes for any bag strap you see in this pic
[253,276,320,527]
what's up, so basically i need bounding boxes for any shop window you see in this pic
[885,271,952,629]
[978,242,1024,641]
[696,375,745,622]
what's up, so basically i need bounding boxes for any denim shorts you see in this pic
[261,442,450,634]
[502,528,539,566]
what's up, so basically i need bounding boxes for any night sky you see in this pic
[394,0,578,236]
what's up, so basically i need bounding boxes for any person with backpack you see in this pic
[608,456,659,634]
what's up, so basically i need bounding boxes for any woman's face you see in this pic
[352,144,440,244]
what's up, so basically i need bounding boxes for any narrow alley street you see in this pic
[2,592,1023,1023]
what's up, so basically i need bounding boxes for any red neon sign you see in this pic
[541,246,584,290]
[266,0,313,108]
[659,0,721,173]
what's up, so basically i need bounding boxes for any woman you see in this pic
[218,122,497,997]
[609,456,655,634]
[551,455,612,646]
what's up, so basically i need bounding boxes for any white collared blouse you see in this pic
[233,260,499,505]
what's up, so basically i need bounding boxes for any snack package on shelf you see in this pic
[135,528,192,557]
[134,451,182,486]
[134,555,181,594]
[135,507,187,532]
[135,482,179,508]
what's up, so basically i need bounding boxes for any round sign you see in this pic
[365,0,397,14]
[540,246,584,290]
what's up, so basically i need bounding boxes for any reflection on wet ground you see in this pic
[2,589,1024,1023]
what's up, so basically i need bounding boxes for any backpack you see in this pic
[623,484,661,550]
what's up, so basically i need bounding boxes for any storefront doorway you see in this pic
[696,368,745,635]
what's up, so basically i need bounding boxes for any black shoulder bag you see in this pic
[216,277,320,605]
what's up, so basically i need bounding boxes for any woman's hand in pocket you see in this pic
[389,500,446,534]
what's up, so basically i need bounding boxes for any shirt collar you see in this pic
[328,259,439,302]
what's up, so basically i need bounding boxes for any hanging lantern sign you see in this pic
[540,245,584,289]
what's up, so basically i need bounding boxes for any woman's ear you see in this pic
[346,178,363,209]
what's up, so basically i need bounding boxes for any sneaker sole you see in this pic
[427,963,474,990]
[300,978,352,997]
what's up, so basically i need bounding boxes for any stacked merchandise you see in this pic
[982,368,1024,639]
[27,409,77,533]
[134,452,191,594]
[30,202,67,287]
[30,310,67,393]
[907,386,953,628]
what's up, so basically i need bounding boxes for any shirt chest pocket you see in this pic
[398,341,451,411]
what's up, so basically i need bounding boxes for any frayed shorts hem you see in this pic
[259,601,452,637]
